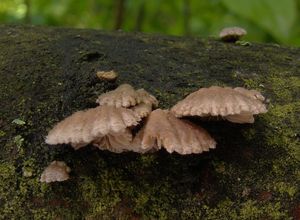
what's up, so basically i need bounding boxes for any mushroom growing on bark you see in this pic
[40,161,71,183]
[219,27,247,42]
[171,86,267,123]
[96,70,119,82]
[45,105,141,150]
[132,109,216,154]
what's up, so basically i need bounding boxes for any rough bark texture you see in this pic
[0,25,299,219]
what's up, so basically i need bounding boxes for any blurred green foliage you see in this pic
[0,0,300,46]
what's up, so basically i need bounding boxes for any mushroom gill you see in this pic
[40,161,71,183]
[132,109,216,154]
[45,105,141,149]
[171,86,267,123]
[92,129,133,153]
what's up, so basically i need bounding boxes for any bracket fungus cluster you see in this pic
[42,83,267,182]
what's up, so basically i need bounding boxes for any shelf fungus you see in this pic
[45,105,141,150]
[219,27,247,42]
[40,161,71,183]
[171,86,267,123]
[132,109,216,154]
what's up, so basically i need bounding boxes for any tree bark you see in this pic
[0,25,299,219]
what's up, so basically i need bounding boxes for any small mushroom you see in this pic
[219,27,247,42]
[132,109,216,154]
[96,70,118,82]
[171,86,267,123]
[40,161,71,183]
[45,105,141,149]
[96,84,158,110]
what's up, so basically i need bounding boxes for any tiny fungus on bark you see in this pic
[171,86,267,123]
[219,27,247,42]
[40,161,71,183]
[132,109,216,154]
[96,70,118,82]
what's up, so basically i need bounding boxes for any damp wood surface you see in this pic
[0,25,299,219]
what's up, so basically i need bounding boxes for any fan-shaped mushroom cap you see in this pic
[234,87,265,102]
[45,106,141,148]
[96,84,158,108]
[219,27,247,42]
[40,161,71,183]
[132,109,216,154]
[171,86,267,123]
[92,129,133,153]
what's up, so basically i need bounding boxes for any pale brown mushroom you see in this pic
[132,109,216,154]
[96,70,118,82]
[96,84,158,109]
[219,27,247,42]
[45,105,141,149]
[171,86,267,123]
[40,161,71,183]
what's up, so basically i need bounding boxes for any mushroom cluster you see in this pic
[43,84,267,182]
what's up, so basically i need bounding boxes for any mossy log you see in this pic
[0,25,299,219]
